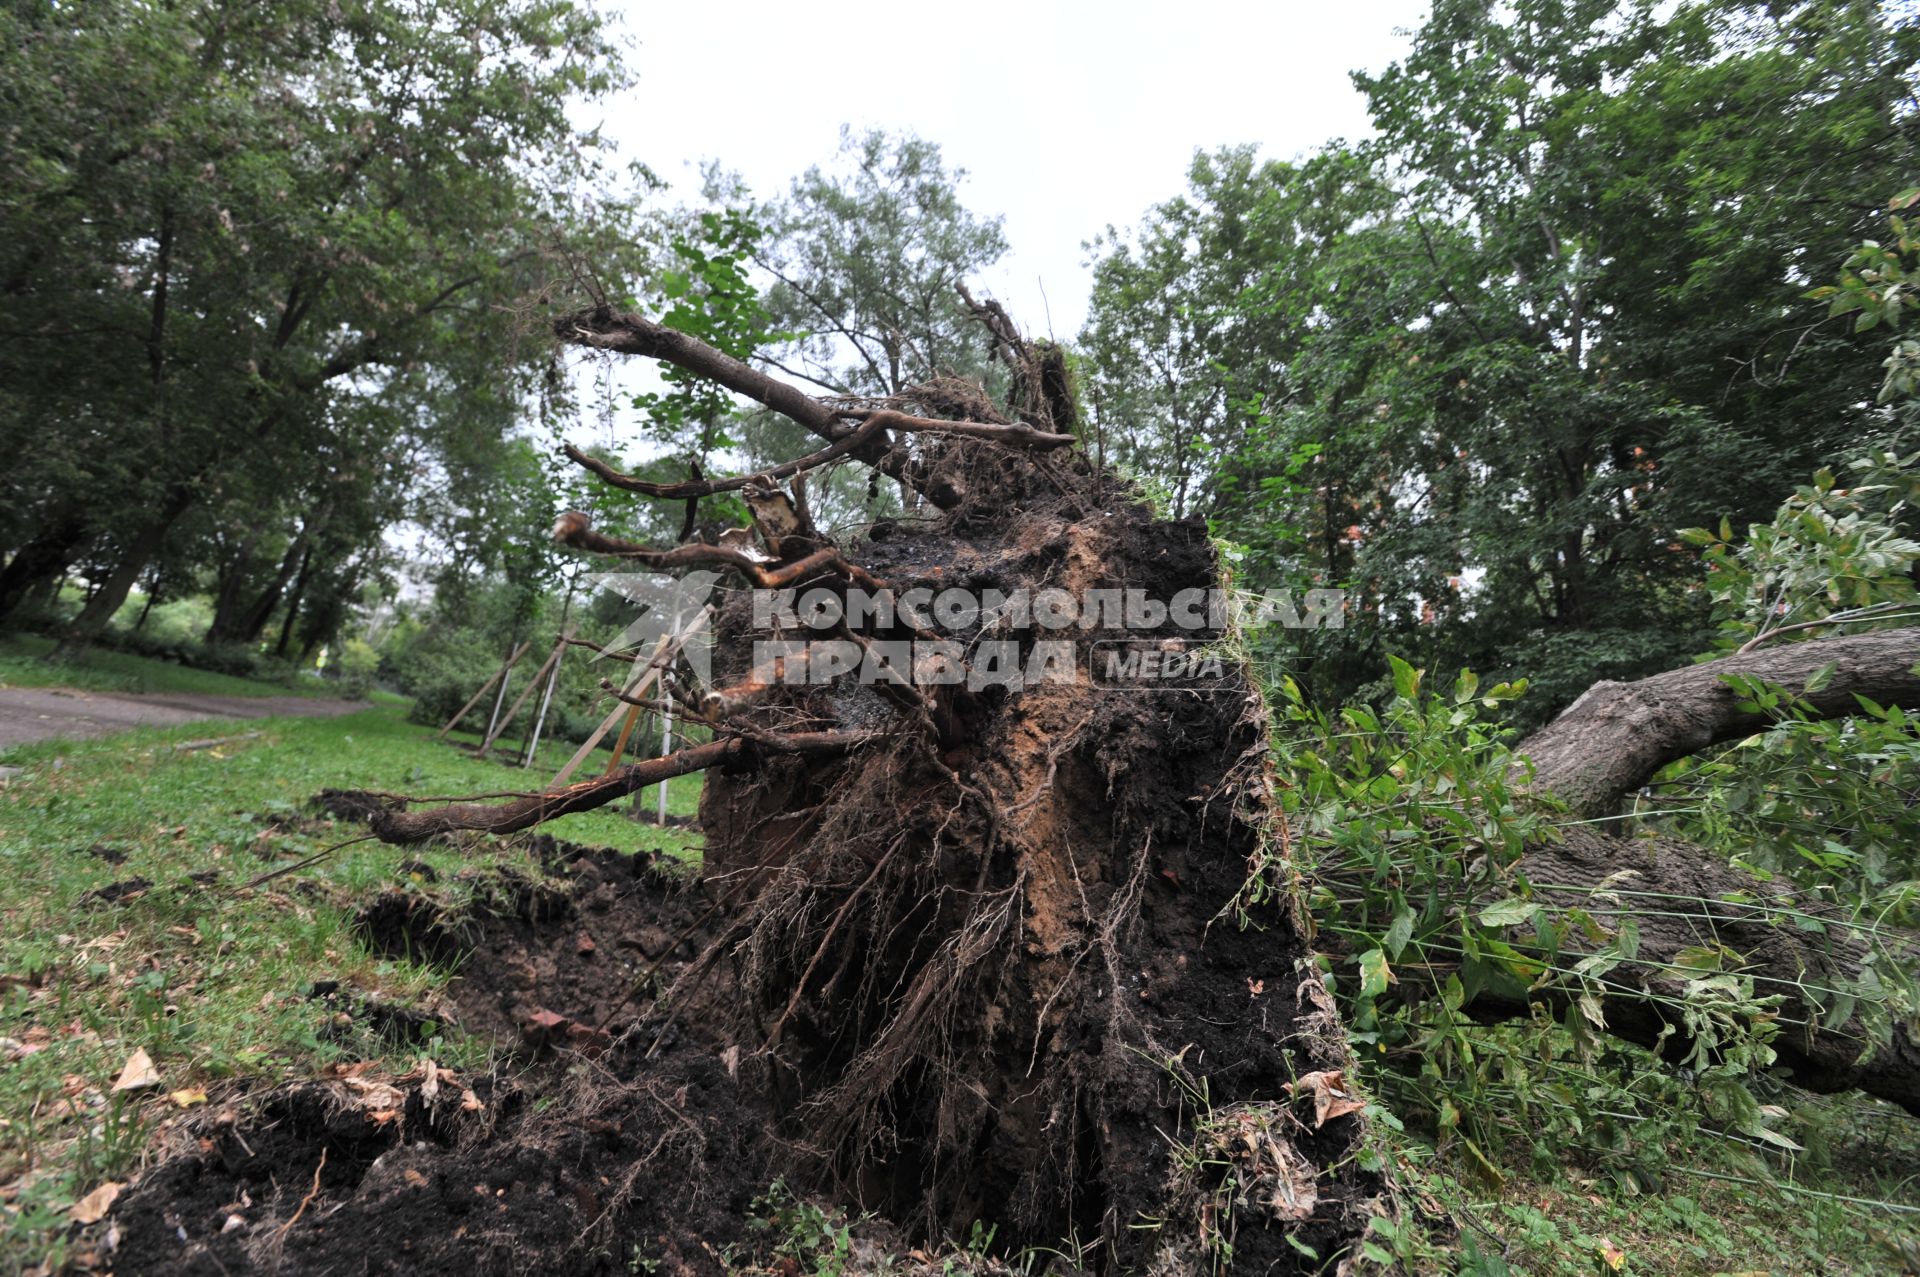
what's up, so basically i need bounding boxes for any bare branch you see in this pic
[369,731,878,843]
[834,407,1076,450]
[551,512,891,592]
[561,413,892,499]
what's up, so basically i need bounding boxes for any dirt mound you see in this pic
[310,788,395,824]
[111,844,773,1276]
[355,839,708,1048]
[108,1054,766,1276]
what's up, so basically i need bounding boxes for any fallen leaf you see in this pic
[69,1181,123,1224]
[169,1087,207,1109]
[1287,1069,1366,1129]
[111,1048,160,1092]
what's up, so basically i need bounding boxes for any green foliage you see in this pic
[754,128,1010,399]
[748,1180,863,1275]
[0,632,320,700]
[633,208,782,462]
[1083,0,1920,719]
[1260,667,1808,1189]
[1679,449,1920,650]
[0,0,639,652]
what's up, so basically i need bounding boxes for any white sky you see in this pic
[570,0,1427,444]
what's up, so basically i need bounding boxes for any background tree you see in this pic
[1082,0,1920,715]
[0,0,635,658]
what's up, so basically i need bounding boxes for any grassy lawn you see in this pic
[0,633,331,699]
[0,699,701,1268]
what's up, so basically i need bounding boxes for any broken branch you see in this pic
[369,731,879,843]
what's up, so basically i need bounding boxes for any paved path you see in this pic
[0,687,369,750]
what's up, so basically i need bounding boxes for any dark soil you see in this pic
[110,841,775,1277]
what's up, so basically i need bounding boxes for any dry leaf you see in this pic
[111,1048,160,1092]
[169,1087,207,1109]
[69,1181,123,1224]
[1287,1069,1366,1129]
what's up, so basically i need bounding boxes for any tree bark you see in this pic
[236,524,314,645]
[275,543,315,659]
[0,510,90,624]
[1516,628,1920,817]
[1468,828,1920,1114]
[203,533,261,646]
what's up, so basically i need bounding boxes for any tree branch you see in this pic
[555,305,847,441]
[551,512,891,593]
[561,413,892,499]
[369,731,876,843]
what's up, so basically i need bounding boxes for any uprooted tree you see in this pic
[262,296,1920,1270]
[362,296,1386,1271]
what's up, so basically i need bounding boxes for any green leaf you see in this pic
[1388,654,1420,701]
[1356,948,1392,1001]
[1384,909,1414,961]
[1476,897,1541,927]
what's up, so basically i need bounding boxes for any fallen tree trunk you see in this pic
[1475,827,1920,1114]
[1494,629,1920,1114]
[1516,627,1920,818]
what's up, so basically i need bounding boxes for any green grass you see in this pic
[1369,1086,1920,1275]
[0,701,701,1269]
[0,632,328,699]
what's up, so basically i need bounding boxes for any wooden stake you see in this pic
[437,640,531,740]
[551,606,712,789]
[478,637,564,754]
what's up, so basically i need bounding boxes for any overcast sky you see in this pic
[568,0,1429,445]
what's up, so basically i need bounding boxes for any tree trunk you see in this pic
[0,511,91,624]
[203,534,261,646]
[1477,827,1920,1114]
[51,490,195,660]
[1517,628,1920,818]
[275,543,314,659]
[1499,627,1920,1114]
[235,526,312,645]
[133,574,161,632]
